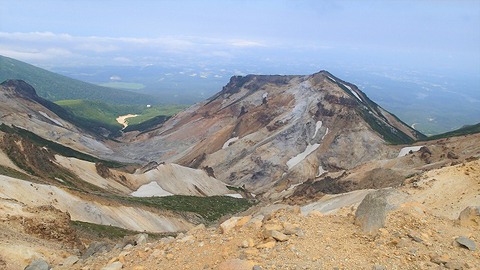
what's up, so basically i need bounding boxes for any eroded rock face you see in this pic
[117,71,421,193]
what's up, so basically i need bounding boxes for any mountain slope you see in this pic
[425,122,480,140]
[0,79,121,160]
[0,55,159,104]
[116,71,424,193]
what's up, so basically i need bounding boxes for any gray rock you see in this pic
[101,261,123,270]
[81,242,111,259]
[372,265,386,270]
[445,261,464,270]
[60,255,79,267]
[134,233,148,245]
[455,236,476,251]
[253,266,263,270]
[355,189,408,233]
[24,259,50,270]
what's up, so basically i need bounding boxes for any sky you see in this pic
[1,0,480,75]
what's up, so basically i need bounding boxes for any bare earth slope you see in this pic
[117,71,423,193]
[65,158,480,270]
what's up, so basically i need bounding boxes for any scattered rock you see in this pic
[445,261,464,270]
[177,235,195,243]
[282,222,300,235]
[60,255,79,267]
[354,189,408,233]
[134,233,148,245]
[235,215,252,227]
[24,259,50,270]
[263,223,283,231]
[257,241,276,249]
[247,215,264,229]
[220,217,241,234]
[407,231,429,244]
[101,261,123,270]
[447,151,459,159]
[216,259,255,270]
[271,230,289,242]
[188,223,206,234]
[458,206,480,228]
[455,236,476,251]
[81,242,111,259]
[430,254,450,265]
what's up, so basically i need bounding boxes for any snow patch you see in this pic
[341,83,363,102]
[222,137,239,149]
[287,143,321,170]
[327,76,336,82]
[321,128,329,140]
[316,166,327,177]
[38,111,64,127]
[398,146,423,157]
[131,181,173,197]
[262,92,268,99]
[224,193,243,199]
[312,121,322,139]
[287,182,304,191]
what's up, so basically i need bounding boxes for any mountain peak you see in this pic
[0,79,38,100]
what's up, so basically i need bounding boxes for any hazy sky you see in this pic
[1,0,479,74]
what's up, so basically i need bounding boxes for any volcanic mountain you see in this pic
[117,71,425,193]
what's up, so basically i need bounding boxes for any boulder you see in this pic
[24,259,50,270]
[134,233,148,245]
[271,230,289,242]
[354,189,408,233]
[455,236,476,251]
[220,217,241,234]
[81,242,112,259]
[458,206,480,228]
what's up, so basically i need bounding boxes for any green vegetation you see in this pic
[0,124,123,168]
[226,185,246,193]
[119,195,254,223]
[0,55,159,104]
[71,220,173,239]
[55,99,186,133]
[423,122,480,141]
[0,164,31,180]
[358,108,416,145]
[98,82,145,90]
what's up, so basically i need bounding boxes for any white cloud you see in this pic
[113,56,132,63]
[229,39,265,47]
[0,31,271,66]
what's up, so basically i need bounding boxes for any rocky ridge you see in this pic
[116,71,423,193]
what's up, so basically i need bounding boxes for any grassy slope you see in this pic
[0,55,159,104]
[119,195,254,223]
[56,99,186,131]
[0,124,123,168]
[423,122,480,141]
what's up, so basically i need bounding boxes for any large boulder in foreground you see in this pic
[355,189,408,233]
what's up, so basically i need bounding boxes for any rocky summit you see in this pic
[0,71,479,269]
[116,71,423,193]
